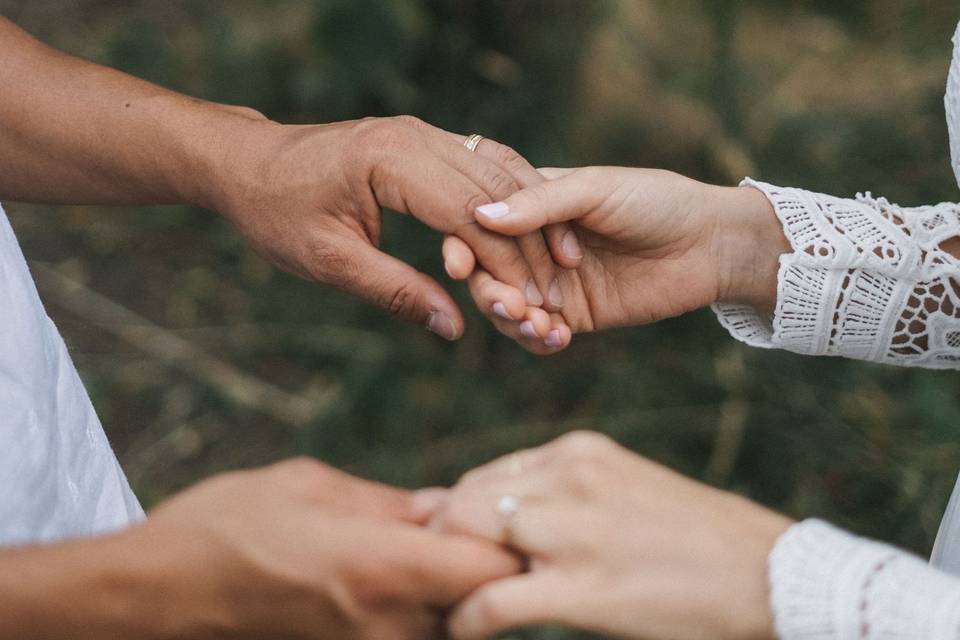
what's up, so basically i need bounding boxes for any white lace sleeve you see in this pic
[770,520,960,639]
[713,179,960,369]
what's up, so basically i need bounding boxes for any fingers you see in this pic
[334,237,465,341]
[474,169,608,236]
[432,133,560,310]
[467,270,572,354]
[466,138,583,271]
[442,235,475,280]
[389,526,524,607]
[448,573,568,640]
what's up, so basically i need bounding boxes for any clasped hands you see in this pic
[214,115,788,355]
[134,432,791,640]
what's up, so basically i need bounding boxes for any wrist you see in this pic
[137,94,275,213]
[720,499,794,640]
[710,184,789,314]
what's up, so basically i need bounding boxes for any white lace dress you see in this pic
[712,21,960,639]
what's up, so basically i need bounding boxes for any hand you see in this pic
[444,167,788,352]
[430,431,793,640]
[207,116,582,340]
[67,459,520,640]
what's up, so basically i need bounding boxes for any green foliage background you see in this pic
[2,1,960,636]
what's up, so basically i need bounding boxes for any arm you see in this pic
[0,17,577,337]
[432,431,960,640]
[0,459,519,640]
[714,180,960,369]
[458,166,960,368]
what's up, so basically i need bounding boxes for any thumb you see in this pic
[336,238,464,340]
[473,169,608,236]
[448,573,568,640]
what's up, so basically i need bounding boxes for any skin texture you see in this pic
[0,17,581,340]
[430,431,794,640]
[0,459,521,640]
[445,166,790,353]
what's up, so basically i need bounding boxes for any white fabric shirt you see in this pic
[713,20,960,639]
[0,206,142,546]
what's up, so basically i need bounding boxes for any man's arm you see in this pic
[0,17,255,208]
[0,460,517,640]
[0,16,575,336]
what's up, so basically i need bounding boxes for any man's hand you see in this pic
[0,459,520,640]
[208,116,581,339]
[0,18,582,340]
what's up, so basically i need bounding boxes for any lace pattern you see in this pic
[713,180,960,369]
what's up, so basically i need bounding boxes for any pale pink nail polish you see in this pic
[545,329,562,348]
[492,301,513,320]
[525,279,544,306]
[476,202,510,219]
[520,320,538,339]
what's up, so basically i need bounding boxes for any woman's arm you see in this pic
[455,166,960,368]
[431,431,960,640]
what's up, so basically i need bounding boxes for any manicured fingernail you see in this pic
[427,312,457,341]
[492,301,513,320]
[476,201,510,219]
[548,279,563,308]
[562,230,583,259]
[520,320,538,339]
[525,279,544,306]
[545,329,563,348]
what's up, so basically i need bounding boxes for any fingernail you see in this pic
[427,312,457,341]
[476,201,510,219]
[548,279,563,308]
[492,301,513,320]
[545,329,563,348]
[520,320,538,339]
[525,279,544,306]
[562,230,583,259]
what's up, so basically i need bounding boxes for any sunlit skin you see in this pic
[444,166,790,354]
[431,431,793,640]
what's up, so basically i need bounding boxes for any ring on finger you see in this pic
[463,133,485,152]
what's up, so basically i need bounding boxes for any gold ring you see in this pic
[463,134,485,152]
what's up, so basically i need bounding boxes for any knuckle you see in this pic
[305,239,358,284]
[381,279,421,319]
[355,118,417,156]
[394,114,426,129]
[481,164,518,200]
[557,430,614,459]
[493,143,529,174]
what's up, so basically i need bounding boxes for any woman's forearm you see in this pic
[0,17,262,209]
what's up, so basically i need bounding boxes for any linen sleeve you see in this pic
[769,519,960,639]
[713,179,960,369]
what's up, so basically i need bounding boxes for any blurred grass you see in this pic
[2,1,960,637]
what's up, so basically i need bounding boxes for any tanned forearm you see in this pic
[0,17,266,209]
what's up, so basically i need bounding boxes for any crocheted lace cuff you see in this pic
[770,519,960,639]
[713,179,960,368]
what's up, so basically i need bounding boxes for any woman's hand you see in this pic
[429,431,793,640]
[445,167,789,352]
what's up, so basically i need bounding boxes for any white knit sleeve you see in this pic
[770,519,960,639]
[713,179,960,369]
